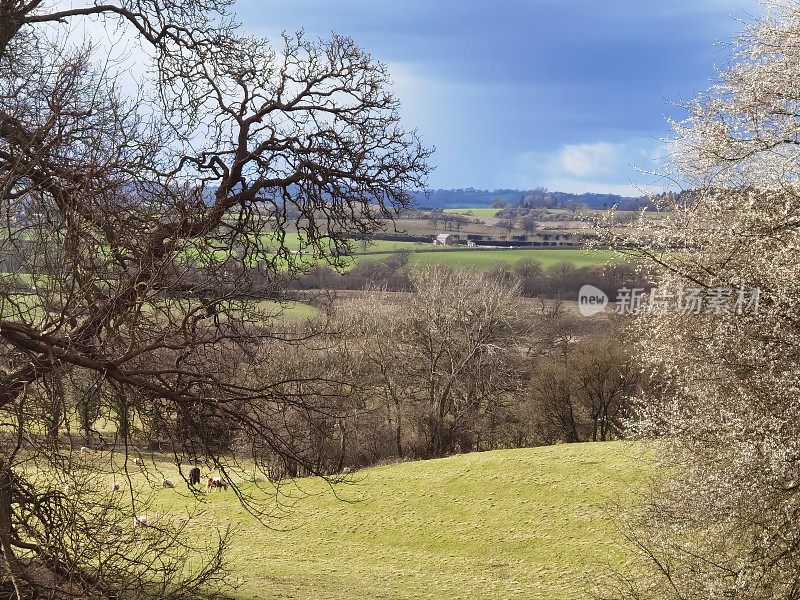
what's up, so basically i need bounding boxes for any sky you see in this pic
[238,0,762,195]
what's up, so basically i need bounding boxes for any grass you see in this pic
[1,295,319,324]
[137,442,648,599]
[151,231,622,273]
[269,300,320,321]
[443,208,500,218]
[408,248,620,270]
[201,299,319,322]
[354,239,429,254]
[351,241,621,271]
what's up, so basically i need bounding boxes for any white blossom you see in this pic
[599,2,800,597]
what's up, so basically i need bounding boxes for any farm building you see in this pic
[433,233,460,246]
[530,232,584,247]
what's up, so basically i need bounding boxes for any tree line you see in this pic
[290,254,650,301]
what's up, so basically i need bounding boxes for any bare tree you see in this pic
[528,335,638,444]
[520,215,538,238]
[571,339,639,442]
[529,361,580,444]
[0,1,430,597]
[355,268,526,458]
[497,218,516,237]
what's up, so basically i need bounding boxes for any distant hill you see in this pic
[413,188,654,211]
[199,185,656,212]
[412,189,529,209]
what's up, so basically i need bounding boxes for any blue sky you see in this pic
[238,0,761,194]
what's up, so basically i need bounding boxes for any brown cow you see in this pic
[206,477,228,492]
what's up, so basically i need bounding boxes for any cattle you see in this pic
[79,446,91,454]
[189,467,201,485]
[132,515,147,528]
[111,482,122,493]
[161,478,174,489]
[132,458,142,466]
[206,477,228,492]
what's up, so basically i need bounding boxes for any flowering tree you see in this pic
[599,2,800,597]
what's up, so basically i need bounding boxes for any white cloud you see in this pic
[557,142,618,178]
[507,138,675,196]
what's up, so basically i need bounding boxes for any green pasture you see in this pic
[350,239,620,271]
[115,441,648,599]
[0,294,318,325]
[407,248,619,270]
[443,208,500,218]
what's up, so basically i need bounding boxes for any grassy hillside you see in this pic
[145,442,648,599]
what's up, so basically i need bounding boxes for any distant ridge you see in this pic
[412,188,651,210]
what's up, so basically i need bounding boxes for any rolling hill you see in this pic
[151,442,649,599]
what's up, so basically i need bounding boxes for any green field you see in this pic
[352,240,620,271]
[407,248,619,270]
[0,296,318,325]
[139,442,648,599]
[250,299,319,321]
[178,232,620,273]
[443,208,500,218]
[354,239,429,254]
